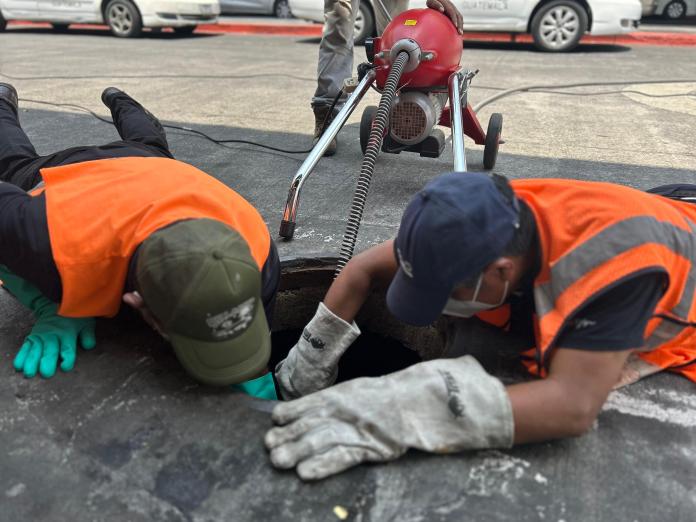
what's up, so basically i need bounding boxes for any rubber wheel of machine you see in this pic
[274,0,293,19]
[354,1,374,46]
[530,0,588,52]
[360,105,378,155]
[173,25,196,35]
[483,113,503,170]
[51,23,70,32]
[0,13,6,32]
[663,0,686,19]
[105,0,142,38]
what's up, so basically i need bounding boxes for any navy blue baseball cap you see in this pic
[387,172,520,326]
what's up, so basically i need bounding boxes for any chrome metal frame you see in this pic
[279,69,377,239]
[447,68,474,172]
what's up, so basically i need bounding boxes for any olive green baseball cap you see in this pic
[136,218,270,386]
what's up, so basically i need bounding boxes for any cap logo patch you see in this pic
[396,248,414,279]
[206,297,255,339]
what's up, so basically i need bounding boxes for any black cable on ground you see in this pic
[1,71,315,82]
[19,87,345,155]
[473,79,696,111]
[17,79,696,155]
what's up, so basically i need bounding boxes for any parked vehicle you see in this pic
[640,0,656,16]
[289,0,642,52]
[654,0,695,18]
[219,0,292,18]
[0,0,220,37]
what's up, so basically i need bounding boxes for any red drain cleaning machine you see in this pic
[280,8,504,269]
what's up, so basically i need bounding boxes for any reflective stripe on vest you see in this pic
[40,157,270,318]
[535,216,696,321]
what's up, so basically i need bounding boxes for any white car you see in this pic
[289,0,642,51]
[0,0,221,37]
[654,0,695,19]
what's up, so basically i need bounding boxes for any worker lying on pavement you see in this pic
[267,172,696,480]
[0,83,278,397]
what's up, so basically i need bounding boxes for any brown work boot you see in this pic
[313,106,337,157]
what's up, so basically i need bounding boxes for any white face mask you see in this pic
[443,274,509,319]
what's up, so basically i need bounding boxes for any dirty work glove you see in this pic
[0,265,96,378]
[265,356,514,481]
[274,302,361,400]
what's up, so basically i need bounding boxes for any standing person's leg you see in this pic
[311,0,360,156]
[0,84,43,190]
[374,0,409,34]
[101,88,173,159]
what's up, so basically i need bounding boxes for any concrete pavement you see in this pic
[0,28,695,521]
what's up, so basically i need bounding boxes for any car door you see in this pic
[1,0,40,19]
[219,0,270,15]
[37,0,98,22]
[456,0,533,31]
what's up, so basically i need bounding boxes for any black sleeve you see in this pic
[260,240,280,327]
[0,183,62,302]
[556,271,667,351]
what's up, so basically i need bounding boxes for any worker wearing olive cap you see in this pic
[268,171,696,480]
[0,83,278,398]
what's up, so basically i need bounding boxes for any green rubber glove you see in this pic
[0,265,96,378]
[233,372,278,400]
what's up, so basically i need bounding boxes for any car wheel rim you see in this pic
[275,0,291,18]
[109,4,132,35]
[354,11,364,37]
[540,6,579,48]
[667,2,684,17]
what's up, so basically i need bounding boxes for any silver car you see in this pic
[219,0,292,17]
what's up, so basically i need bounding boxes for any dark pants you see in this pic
[647,184,696,201]
[0,92,172,190]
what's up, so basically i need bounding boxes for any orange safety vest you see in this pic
[38,157,270,318]
[480,179,696,384]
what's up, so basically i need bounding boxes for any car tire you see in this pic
[51,23,70,32]
[354,1,374,46]
[105,0,143,38]
[273,0,292,19]
[531,0,588,52]
[173,25,196,35]
[663,0,686,19]
[0,12,7,31]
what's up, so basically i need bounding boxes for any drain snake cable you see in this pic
[335,52,410,277]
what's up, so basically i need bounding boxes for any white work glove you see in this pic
[265,356,514,481]
[274,302,360,400]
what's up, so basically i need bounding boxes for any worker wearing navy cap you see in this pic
[266,171,696,480]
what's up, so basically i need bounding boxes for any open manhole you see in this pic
[270,258,528,381]
[270,257,449,382]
